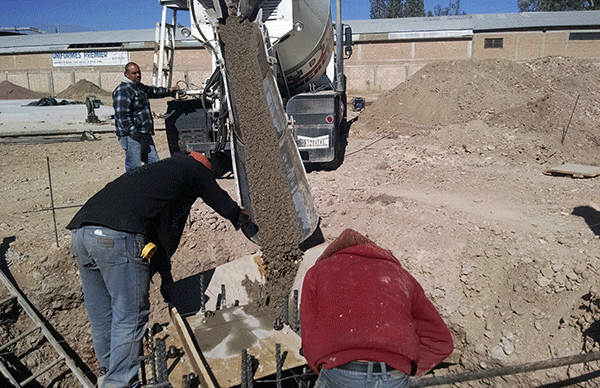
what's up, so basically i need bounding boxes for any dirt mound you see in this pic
[353,56,600,166]
[0,80,47,100]
[56,79,111,102]
[357,56,600,131]
[356,59,544,131]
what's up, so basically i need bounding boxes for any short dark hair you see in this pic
[124,62,138,74]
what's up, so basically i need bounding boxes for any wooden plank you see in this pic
[544,163,600,178]
[169,306,217,388]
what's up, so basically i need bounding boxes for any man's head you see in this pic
[316,228,373,262]
[189,151,212,170]
[124,62,142,83]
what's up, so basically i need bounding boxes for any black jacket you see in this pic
[67,153,241,272]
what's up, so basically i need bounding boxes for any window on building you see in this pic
[484,38,503,48]
[569,32,600,41]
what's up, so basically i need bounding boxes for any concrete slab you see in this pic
[187,305,304,387]
[165,244,327,387]
[544,163,600,178]
[166,243,326,317]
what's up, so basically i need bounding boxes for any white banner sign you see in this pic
[52,51,129,67]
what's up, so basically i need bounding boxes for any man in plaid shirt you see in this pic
[113,62,178,171]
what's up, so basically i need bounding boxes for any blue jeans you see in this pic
[119,134,159,172]
[71,226,151,388]
[315,363,410,388]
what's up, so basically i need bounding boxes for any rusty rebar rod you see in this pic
[46,156,59,247]
[410,351,600,387]
[561,92,580,145]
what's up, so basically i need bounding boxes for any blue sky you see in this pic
[0,0,519,33]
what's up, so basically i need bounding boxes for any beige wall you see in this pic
[2,29,600,95]
[472,30,600,61]
[344,39,471,93]
[0,47,215,95]
[568,38,600,58]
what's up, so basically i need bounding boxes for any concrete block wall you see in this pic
[345,39,471,93]
[472,30,600,61]
[2,29,600,97]
[0,47,213,95]
[568,36,600,58]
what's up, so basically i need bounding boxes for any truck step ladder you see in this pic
[153,1,187,88]
[0,269,94,388]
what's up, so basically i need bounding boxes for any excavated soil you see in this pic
[0,79,112,105]
[0,80,47,100]
[55,79,112,104]
[219,15,303,310]
[4,56,600,386]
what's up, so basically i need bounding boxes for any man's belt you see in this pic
[337,361,395,373]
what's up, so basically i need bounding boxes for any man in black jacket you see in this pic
[67,151,249,388]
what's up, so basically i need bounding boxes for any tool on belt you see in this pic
[141,242,157,259]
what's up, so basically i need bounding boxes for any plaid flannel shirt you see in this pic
[112,81,172,138]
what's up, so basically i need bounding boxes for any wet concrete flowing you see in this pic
[219,16,303,311]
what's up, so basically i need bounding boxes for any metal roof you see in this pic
[1,10,600,54]
[347,10,600,33]
[0,28,201,54]
[346,10,600,39]
[471,10,600,31]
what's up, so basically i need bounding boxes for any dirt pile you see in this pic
[354,56,600,166]
[219,15,303,310]
[0,80,47,100]
[56,79,111,103]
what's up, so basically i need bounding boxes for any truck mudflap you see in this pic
[287,90,347,168]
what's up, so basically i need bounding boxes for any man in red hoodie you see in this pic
[300,229,454,388]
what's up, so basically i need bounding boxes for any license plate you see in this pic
[297,135,330,149]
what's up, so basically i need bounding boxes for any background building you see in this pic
[1,11,600,96]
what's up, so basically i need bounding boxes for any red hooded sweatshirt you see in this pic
[300,229,453,377]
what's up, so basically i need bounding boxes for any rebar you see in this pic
[221,284,226,308]
[241,349,247,388]
[283,295,289,325]
[46,156,59,247]
[276,343,282,388]
[155,337,169,383]
[410,350,600,387]
[561,92,580,145]
[291,290,299,332]
[246,351,254,388]
[200,274,205,312]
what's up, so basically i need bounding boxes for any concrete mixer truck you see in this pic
[155,0,352,174]
[153,0,352,244]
